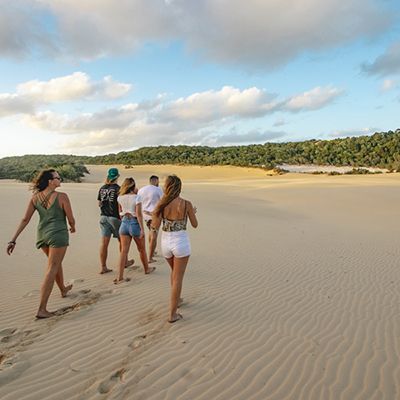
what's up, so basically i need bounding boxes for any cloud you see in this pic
[381,79,397,91]
[0,94,35,117]
[284,86,344,112]
[17,72,131,102]
[211,129,287,145]
[0,1,55,58]
[160,86,278,123]
[23,84,341,152]
[25,84,341,133]
[328,127,379,138]
[27,104,140,132]
[273,119,286,127]
[0,1,393,68]
[362,40,400,76]
[0,72,131,117]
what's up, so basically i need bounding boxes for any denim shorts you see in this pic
[119,216,141,237]
[100,216,121,238]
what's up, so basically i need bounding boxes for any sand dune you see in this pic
[1,165,400,399]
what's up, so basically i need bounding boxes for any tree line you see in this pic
[1,129,399,181]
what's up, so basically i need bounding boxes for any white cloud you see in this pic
[0,72,131,117]
[22,84,342,152]
[362,40,400,76]
[161,86,278,122]
[0,1,393,68]
[0,94,35,117]
[381,79,397,91]
[284,86,344,112]
[328,127,378,138]
[17,72,131,102]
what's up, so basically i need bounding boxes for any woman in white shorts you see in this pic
[152,175,198,323]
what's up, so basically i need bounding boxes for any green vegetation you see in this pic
[89,129,400,170]
[1,129,399,181]
[0,155,90,182]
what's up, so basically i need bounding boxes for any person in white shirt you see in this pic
[114,178,155,284]
[137,175,163,263]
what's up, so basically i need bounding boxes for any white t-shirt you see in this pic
[137,185,163,220]
[117,194,142,217]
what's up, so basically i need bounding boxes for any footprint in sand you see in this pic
[22,290,40,298]
[67,288,92,299]
[0,354,30,386]
[1,329,33,344]
[97,368,126,394]
[55,291,103,316]
[0,328,17,337]
[70,278,85,284]
[128,334,147,350]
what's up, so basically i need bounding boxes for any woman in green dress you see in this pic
[6,169,76,319]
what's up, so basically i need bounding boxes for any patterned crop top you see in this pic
[162,200,188,232]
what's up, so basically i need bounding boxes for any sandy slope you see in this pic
[1,165,400,400]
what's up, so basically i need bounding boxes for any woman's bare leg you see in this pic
[41,247,72,297]
[148,230,158,262]
[118,238,134,268]
[115,235,132,283]
[37,247,68,318]
[165,256,183,307]
[133,236,155,274]
[169,256,189,322]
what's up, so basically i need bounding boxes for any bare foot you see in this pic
[145,266,156,274]
[100,267,113,274]
[36,310,55,319]
[125,259,134,268]
[168,313,183,323]
[61,284,73,298]
[148,258,156,263]
[113,277,131,284]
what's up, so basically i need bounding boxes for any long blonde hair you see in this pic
[119,177,136,195]
[154,175,181,217]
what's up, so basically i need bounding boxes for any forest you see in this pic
[1,129,399,181]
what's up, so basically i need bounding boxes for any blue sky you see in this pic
[0,0,399,158]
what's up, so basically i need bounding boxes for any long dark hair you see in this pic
[30,169,57,193]
[153,175,181,217]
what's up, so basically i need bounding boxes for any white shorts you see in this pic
[161,230,191,259]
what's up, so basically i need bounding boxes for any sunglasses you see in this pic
[51,176,62,181]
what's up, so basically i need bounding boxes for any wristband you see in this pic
[8,241,16,245]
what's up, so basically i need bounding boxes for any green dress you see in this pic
[35,193,69,249]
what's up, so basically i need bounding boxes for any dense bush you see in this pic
[1,129,399,181]
[0,155,89,182]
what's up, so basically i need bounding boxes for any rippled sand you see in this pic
[1,165,400,400]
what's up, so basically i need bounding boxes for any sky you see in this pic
[0,0,399,158]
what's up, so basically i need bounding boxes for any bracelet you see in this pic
[8,241,16,245]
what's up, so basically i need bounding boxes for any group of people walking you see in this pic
[6,167,198,323]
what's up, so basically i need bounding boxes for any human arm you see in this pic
[6,198,36,255]
[136,202,145,239]
[60,193,76,233]
[187,201,198,228]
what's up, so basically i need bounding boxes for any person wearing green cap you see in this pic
[97,167,133,273]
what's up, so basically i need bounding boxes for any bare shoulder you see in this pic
[183,199,193,208]
[57,192,69,201]
[30,193,39,204]
[57,191,68,198]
